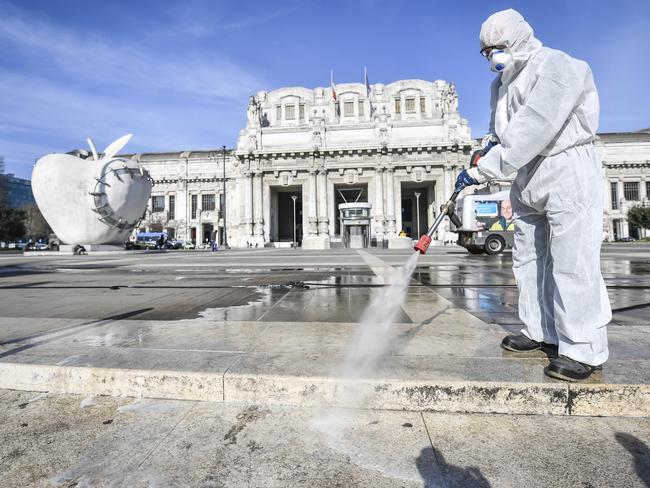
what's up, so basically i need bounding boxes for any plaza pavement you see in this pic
[1,389,648,487]
[0,245,649,417]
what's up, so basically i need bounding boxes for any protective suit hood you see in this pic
[480,9,542,82]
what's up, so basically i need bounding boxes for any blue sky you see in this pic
[1,0,648,179]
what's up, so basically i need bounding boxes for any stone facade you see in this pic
[232,79,473,248]
[133,150,237,246]
[131,79,649,246]
[597,130,650,240]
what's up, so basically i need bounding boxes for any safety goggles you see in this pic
[480,45,507,58]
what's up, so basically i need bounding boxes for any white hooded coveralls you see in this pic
[475,9,611,366]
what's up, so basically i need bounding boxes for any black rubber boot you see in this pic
[501,333,550,352]
[544,355,602,382]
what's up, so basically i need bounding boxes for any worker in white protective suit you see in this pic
[454,9,611,381]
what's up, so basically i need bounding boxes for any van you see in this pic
[135,232,167,249]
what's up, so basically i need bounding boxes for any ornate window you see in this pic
[420,97,426,113]
[299,104,305,120]
[344,101,354,117]
[405,98,415,113]
[202,194,216,211]
[191,194,198,219]
[152,196,165,212]
[624,181,640,201]
[169,195,175,220]
[395,98,401,114]
[358,100,365,117]
[276,105,281,121]
[285,104,295,120]
[610,183,618,210]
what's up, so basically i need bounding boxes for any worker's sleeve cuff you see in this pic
[467,167,487,184]
[480,133,499,148]
[476,145,511,181]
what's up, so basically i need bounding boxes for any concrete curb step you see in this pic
[0,362,647,418]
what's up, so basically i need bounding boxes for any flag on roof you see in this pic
[330,69,337,101]
[364,67,373,115]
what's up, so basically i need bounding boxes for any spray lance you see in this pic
[413,146,490,255]
[413,190,462,254]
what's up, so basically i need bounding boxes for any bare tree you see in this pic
[22,203,51,240]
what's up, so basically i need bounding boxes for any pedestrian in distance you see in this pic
[455,9,611,381]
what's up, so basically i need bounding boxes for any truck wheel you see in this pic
[467,246,484,255]
[484,235,505,255]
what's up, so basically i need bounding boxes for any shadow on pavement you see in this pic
[615,432,650,486]
[417,446,491,488]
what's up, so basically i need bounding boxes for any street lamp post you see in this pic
[291,195,298,249]
[414,192,421,237]
[222,145,229,249]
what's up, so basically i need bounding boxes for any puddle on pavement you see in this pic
[183,287,276,322]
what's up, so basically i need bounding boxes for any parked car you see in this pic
[162,239,182,250]
[34,242,49,251]
[124,240,148,250]
[176,239,195,250]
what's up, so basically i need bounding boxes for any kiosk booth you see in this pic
[338,202,372,249]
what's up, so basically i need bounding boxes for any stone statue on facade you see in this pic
[449,83,458,112]
[247,131,258,152]
[376,107,392,148]
[442,84,459,114]
[247,95,260,127]
[311,115,325,149]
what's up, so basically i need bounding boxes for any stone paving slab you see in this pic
[1,355,649,417]
[1,390,648,488]
[1,311,650,416]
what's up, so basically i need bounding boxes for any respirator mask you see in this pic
[487,48,513,73]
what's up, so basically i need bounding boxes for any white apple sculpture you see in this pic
[32,134,153,245]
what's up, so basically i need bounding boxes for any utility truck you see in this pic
[455,188,514,255]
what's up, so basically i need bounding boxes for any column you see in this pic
[317,169,329,235]
[253,172,264,236]
[439,165,454,238]
[617,180,624,210]
[444,165,454,200]
[374,167,385,237]
[603,177,611,241]
[640,178,648,202]
[242,171,253,238]
[308,170,317,236]
[617,180,628,238]
[385,167,396,234]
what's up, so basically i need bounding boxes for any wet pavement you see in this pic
[0,243,648,328]
[0,244,649,416]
